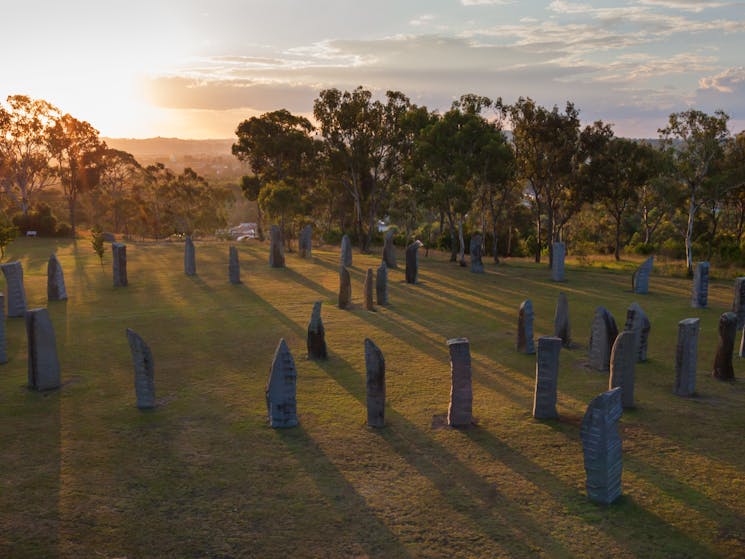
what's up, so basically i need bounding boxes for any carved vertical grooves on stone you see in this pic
[517,299,535,354]
[184,236,196,276]
[382,230,397,269]
[1,261,28,316]
[364,268,375,311]
[713,312,737,381]
[127,328,155,409]
[365,338,386,428]
[229,246,241,284]
[581,387,623,505]
[588,306,618,371]
[25,308,61,391]
[624,303,650,363]
[551,242,566,282]
[112,243,128,287]
[405,240,423,284]
[632,256,653,294]
[691,262,709,308]
[265,339,298,428]
[554,292,571,347]
[376,262,388,306]
[340,234,353,267]
[47,253,68,301]
[269,225,285,268]
[307,301,327,360]
[470,234,484,273]
[609,331,636,409]
[533,336,561,419]
[674,318,699,397]
[338,266,351,309]
[447,337,472,427]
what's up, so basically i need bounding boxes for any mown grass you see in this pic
[1,237,744,558]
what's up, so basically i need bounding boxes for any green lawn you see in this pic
[1,237,744,558]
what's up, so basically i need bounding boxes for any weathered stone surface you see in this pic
[588,307,618,371]
[47,253,67,301]
[376,262,388,306]
[0,294,6,364]
[470,234,484,273]
[340,234,353,267]
[581,387,623,505]
[691,262,709,308]
[1,261,27,317]
[299,224,313,258]
[517,300,536,354]
[554,292,571,348]
[25,308,60,391]
[307,301,327,360]
[609,331,636,409]
[533,336,561,419]
[447,337,472,427]
[338,266,352,309]
[229,246,241,284]
[364,268,375,311]
[674,318,699,397]
[382,230,397,269]
[405,240,424,284]
[624,302,651,363]
[632,256,653,294]
[112,243,128,287]
[265,338,298,428]
[713,312,737,381]
[126,328,155,409]
[269,225,285,268]
[732,277,745,329]
[552,242,566,282]
[365,338,386,428]
[184,236,196,276]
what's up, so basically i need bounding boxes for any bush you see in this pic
[322,228,343,246]
[12,204,71,237]
[660,238,685,259]
[632,242,656,255]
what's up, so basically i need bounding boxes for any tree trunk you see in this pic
[685,193,695,275]
[614,214,622,261]
[534,215,541,263]
[447,210,457,262]
[547,207,554,268]
[458,216,466,266]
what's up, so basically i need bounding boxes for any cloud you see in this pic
[634,0,735,12]
[410,14,435,27]
[548,1,593,14]
[461,0,513,5]
[698,66,745,92]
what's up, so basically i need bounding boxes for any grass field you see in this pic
[1,237,744,558]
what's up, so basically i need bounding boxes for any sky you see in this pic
[2,0,744,139]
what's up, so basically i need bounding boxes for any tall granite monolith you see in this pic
[632,256,653,294]
[1,261,27,317]
[364,268,375,311]
[265,338,298,428]
[552,242,566,282]
[307,301,327,360]
[382,230,397,269]
[340,234,353,267]
[581,387,623,505]
[713,312,737,381]
[732,277,745,329]
[588,307,618,371]
[338,266,351,309]
[517,299,535,354]
[112,243,128,287]
[126,328,155,409]
[299,224,312,258]
[25,308,60,391]
[269,225,284,268]
[47,253,67,301]
[470,234,484,273]
[691,262,709,308]
[405,240,424,284]
[376,262,388,306]
[447,337,472,427]
[229,246,241,284]
[609,331,636,409]
[624,302,651,362]
[184,236,196,276]
[0,294,6,364]
[674,318,699,397]
[554,292,571,348]
[365,338,386,428]
[533,336,561,419]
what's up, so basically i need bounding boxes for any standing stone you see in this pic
[609,331,636,409]
[551,242,566,282]
[447,338,472,427]
[365,338,386,428]
[112,243,128,287]
[126,328,155,409]
[674,318,700,397]
[624,302,651,363]
[632,256,653,294]
[382,230,397,269]
[47,253,67,301]
[376,262,388,306]
[712,312,737,381]
[265,339,298,428]
[25,308,60,391]
[364,268,375,311]
[228,246,241,284]
[307,301,327,360]
[0,294,6,364]
[517,299,536,354]
[533,336,561,419]
[269,225,285,268]
[184,236,196,276]
[405,240,424,284]
[1,261,27,317]
[588,307,618,371]
[691,262,709,308]
[469,234,484,273]
[732,277,745,329]
[340,234,353,267]
[299,224,312,258]
[580,387,623,505]
[554,292,571,348]
[338,266,351,309]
